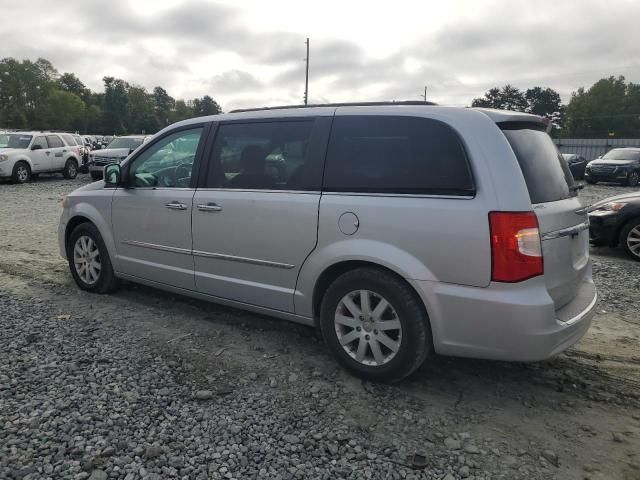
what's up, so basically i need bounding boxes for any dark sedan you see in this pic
[584,148,640,186]
[588,191,640,260]
[561,153,587,180]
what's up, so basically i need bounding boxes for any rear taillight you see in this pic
[489,211,543,282]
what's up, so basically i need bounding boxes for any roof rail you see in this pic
[230,100,437,113]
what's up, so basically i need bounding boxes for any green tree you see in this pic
[564,76,640,138]
[102,76,129,134]
[525,87,564,133]
[128,85,159,134]
[170,99,194,123]
[192,95,222,116]
[41,89,85,131]
[471,85,527,111]
[152,86,175,127]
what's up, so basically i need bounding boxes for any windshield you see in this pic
[5,134,33,149]
[106,137,143,150]
[602,149,640,161]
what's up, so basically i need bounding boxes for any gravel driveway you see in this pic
[0,174,639,480]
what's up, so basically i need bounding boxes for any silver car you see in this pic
[59,103,596,382]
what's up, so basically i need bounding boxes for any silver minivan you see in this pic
[59,103,596,382]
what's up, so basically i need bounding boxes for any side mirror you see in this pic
[104,163,121,187]
[31,144,42,151]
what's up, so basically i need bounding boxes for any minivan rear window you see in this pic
[324,116,474,195]
[501,125,576,204]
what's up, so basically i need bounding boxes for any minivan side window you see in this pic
[323,116,474,195]
[128,128,203,188]
[205,121,315,190]
[46,135,64,148]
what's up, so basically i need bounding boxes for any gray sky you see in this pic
[2,0,639,111]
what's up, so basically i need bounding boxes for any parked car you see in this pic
[59,103,596,382]
[561,153,587,180]
[60,133,85,163]
[584,148,640,186]
[88,135,149,180]
[588,191,640,260]
[0,132,80,183]
[0,132,9,148]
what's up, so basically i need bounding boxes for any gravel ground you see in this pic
[0,173,639,480]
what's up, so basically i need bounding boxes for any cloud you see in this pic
[1,0,640,110]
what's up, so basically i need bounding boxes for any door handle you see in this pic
[197,202,223,212]
[166,201,187,210]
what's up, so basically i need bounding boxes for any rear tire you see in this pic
[11,161,30,184]
[90,171,103,181]
[67,223,119,293]
[619,218,640,261]
[626,171,639,187]
[63,158,79,179]
[319,267,431,383]
[586,178,596,185]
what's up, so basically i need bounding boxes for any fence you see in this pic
[553,138,640,161]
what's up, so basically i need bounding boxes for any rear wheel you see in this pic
[63,158,78,179]
[319,267,431,383]
[627,171,639,187]
[12,161,30,184]
[620,218,640,261]
[90,171,103,181]
[68,223,119,292]
[586,178,596,185]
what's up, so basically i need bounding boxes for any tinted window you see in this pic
[46,135,64,148]
[502,126,576,204]
[602,149,640,161]
[61,134,76,146]
[32,136,47,149]
[323,116,473,195]
[206,121,315,190]
[129,128,202,188]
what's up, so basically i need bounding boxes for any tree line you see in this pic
[1,57,639,138]
[0,57,222,135]
[472,76,640,138]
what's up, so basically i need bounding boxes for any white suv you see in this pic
[0,132,80,183]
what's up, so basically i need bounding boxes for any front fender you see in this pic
[294,238,436,318]
[61,194,116,268]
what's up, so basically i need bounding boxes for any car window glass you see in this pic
[206,121,315,190]
[32,136,47,149]
[46,135,64,148]
[61,134,76,146]
[8,135,33,149]
[129,128,203,188]
[323,116,474,195]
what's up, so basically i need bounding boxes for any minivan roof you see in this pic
[167,104,548,132]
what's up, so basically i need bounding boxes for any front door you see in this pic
[192,118,329,312]
[111,127,205,290]
[29,136,51,172]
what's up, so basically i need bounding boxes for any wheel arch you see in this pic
[310,260,433,331]
[64,215,94,255]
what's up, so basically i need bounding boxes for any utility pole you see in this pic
[304,38,310,105]
[421,85,427,102]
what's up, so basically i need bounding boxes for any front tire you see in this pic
[319,267,431,383]
[627,171,639,187]
[63,159,79,179]
[620,218,640,261]
[12,161,30,184]
[67,223,119,293]
[90,171,103,181]
[586,178,596,185]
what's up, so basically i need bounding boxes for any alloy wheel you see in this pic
[16,166,28,182]
[626,226,640,258]
[73,235,101,285]
[334,290,402,366]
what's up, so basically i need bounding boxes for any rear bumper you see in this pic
[410,267,596,362]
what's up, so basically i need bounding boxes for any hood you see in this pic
[589,159,634,166]
[0,148,25,155]
[590,191,640,208]
[92,148,130,158]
